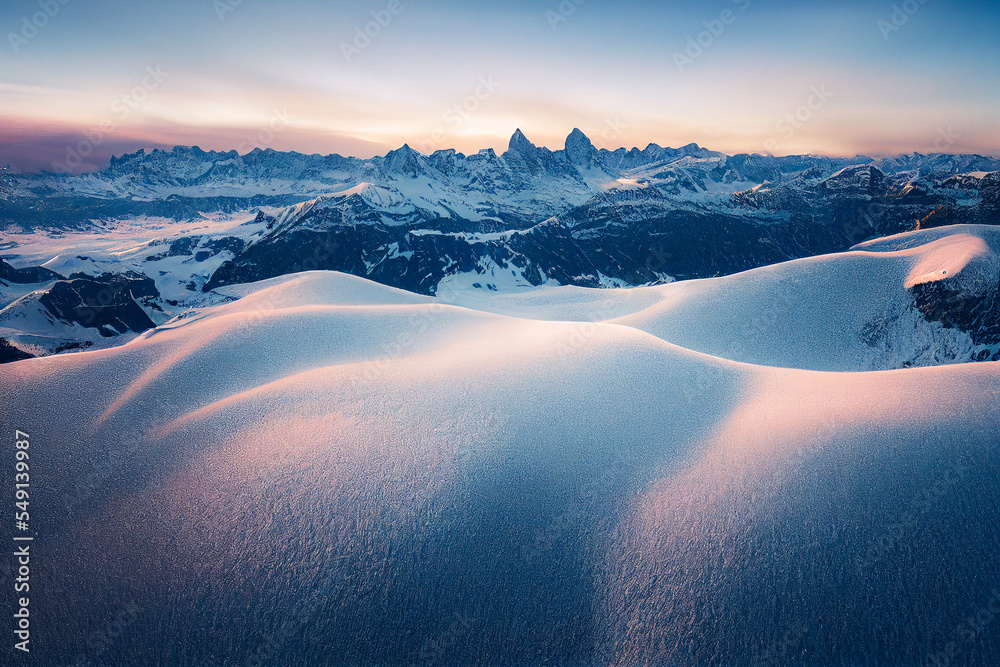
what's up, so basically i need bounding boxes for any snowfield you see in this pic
[1,225,999,664]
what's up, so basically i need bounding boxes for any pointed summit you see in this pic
[389,143,417,156]
[508,128,537,155]
[565,128,598,167]
[565,128,592,148]
[384,143,421,178]
[503,128,546,176]
[678,142,705,157]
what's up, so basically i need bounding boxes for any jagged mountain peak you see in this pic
[565,128,598,166]
[383,144,423,178]
[566,127,593,148]
[386,143,419,158]
[508,128,537,155]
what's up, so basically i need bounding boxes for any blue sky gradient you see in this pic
[1,0,998,171]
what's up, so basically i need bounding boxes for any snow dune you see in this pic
[1,226,999,665]
[448,225,999,371]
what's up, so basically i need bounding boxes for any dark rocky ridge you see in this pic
[0,258,63,284]
[36,273,160,337]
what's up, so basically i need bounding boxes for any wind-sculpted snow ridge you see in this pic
[440,224,1000,371]
[1,226,1000,665]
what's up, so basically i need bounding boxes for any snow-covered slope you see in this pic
[2,226,999,664]
[608,225,1000,370]
[429,224,1000,371]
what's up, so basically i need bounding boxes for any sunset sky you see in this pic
[1,0,998,172]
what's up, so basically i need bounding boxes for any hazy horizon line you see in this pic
[5,128,999,177]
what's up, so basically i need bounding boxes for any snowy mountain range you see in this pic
[5,129,999,226]
[1,130,999,360]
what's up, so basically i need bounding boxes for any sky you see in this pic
[0,0,998,173]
